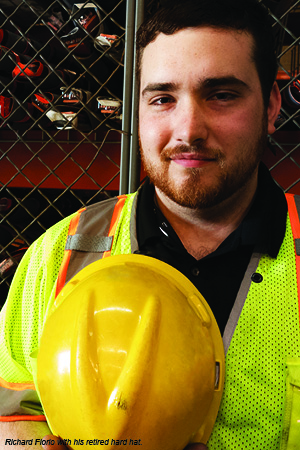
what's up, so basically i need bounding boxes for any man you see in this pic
[1,0,298,449]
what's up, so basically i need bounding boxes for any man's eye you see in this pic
[151,96,174,105]
[210,92,238,101]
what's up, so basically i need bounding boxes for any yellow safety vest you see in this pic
[0,191,300,450]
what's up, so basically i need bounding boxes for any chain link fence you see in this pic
[0,0,126,302]
[0,0,299,305]
[264,0,300,193]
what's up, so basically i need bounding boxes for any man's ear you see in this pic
[267,82,282,135]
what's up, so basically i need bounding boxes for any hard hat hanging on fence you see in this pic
[37,254,225,450]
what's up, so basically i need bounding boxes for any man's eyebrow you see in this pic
[141,77,250,97]
[202,76,250,90]
[141,82,178,97]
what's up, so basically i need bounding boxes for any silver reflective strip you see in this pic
[78,197,119,236]
[130,192,139,253]
[294,195,300,219]
[296,239,300,256]
[66,235,113,253]
[64,197,119,286]
[223,252,261,355]
[294,196,300,256]
[0,386,42,416]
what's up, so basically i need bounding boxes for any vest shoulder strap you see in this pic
[286,194,300,253]
[286,193,300,301]
[55,195,128,297]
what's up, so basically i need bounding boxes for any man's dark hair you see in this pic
[136,0,277,106]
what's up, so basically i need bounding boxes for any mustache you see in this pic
[161,144,225,160]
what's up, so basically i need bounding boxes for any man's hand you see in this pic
[41,435,70,449]
[41,435,208,450]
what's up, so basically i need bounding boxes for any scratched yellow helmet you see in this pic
[37,254,224,450]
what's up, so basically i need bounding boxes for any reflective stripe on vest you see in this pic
[286,193,300,303]
[0,195,130,420]
[210,194,300,450]
[223,193,300,355]
[55,195,128,298]
[55,206,86,297]
[280,193,300,450]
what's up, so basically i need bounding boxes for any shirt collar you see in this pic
[137,163,287,259]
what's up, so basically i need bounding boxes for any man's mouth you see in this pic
[169,153,215,168]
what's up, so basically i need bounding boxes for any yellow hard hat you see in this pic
[37,254,224,450]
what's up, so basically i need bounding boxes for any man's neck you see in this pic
[154,175,258,260]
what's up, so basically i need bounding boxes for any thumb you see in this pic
[41,434,70,449]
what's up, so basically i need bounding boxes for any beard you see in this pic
[140,121,268,210]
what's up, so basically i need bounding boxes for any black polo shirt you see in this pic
[135,163,287,334]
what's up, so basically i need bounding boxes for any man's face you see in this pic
[138,27,276,209]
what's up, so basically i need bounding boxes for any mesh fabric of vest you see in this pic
[0,193,136,385]
[110,195,300,448]
[0,214,75,384]
[111,193,136,255]
[208,217,300,449]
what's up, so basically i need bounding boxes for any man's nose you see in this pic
[173,98,208,146]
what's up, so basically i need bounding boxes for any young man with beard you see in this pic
[1,0,299,449]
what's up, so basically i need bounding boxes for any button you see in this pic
[192,267,200,277]
[251,272,263,283]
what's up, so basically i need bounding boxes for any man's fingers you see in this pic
[41,434,69,449]
[41,436,207,450]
